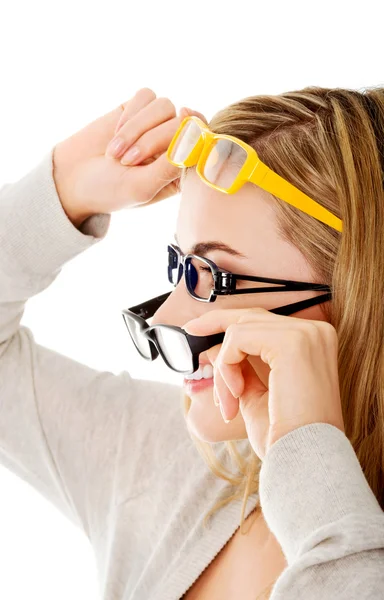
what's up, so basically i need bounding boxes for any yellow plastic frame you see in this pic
[167,116,343,233]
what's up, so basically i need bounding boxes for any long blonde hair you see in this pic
[180,85,384,598]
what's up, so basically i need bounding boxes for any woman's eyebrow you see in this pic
[173,233,248,259]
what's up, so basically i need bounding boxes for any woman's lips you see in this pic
[183,377,214,393]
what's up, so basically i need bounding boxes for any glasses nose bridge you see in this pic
[173,252,185,285]
[175,251,191,285]
[196,128,214,167]
[189,122,214,174]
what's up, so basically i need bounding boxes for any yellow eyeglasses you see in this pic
[166,116,343,233]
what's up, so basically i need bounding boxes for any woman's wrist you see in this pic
[52,143,94,229]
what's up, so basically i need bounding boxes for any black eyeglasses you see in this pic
[121,245,332,375]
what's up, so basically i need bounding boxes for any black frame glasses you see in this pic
[121,246,332,374]
[122,292,225,375]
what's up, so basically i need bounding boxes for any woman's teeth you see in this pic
[185,364,214,380]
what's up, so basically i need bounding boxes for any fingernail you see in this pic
[183,319,199,333]
[106,137,125,158]
[219,402,231,423]
[213,380,220,407]
[121,145,140,165]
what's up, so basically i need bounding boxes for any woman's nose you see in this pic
[151,284,204,328]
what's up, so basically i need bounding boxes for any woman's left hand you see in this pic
[183,307,345,460]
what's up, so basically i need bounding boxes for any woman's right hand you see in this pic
[53,88,207,227]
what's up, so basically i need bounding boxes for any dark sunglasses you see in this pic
[167,243,331,302]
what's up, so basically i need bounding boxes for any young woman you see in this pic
[0,86,383,600]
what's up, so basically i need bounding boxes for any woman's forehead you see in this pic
[177,170,278,248]
[177,170,313,281]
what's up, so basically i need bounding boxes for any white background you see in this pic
[0,0,382,597]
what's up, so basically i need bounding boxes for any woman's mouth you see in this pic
[183,362,214,392]
[183,377,214,393]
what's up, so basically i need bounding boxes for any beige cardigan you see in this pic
[0,151,383,599]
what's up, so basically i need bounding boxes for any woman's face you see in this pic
[151,169,330,442]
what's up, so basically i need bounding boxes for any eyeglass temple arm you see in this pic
[187,292,332,353]
[269,292,332,316]
[250,165,343,233]
[124,290,331,346]
[126,292,172,319]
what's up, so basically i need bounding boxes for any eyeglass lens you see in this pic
[124,316,153,360]
[203,139,247,189]
[154,327,193,372]
[124,313,194,373]
[168,252,215,301]
[169,119,248,190]
[169,119,201,163]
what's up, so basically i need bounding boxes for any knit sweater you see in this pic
[0,152,384,599]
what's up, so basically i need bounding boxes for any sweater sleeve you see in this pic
[259,423,384,599]
[0,151,180,544]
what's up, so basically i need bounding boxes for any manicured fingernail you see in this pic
[219,402,231,423]
[183,319,200,333]
[106,137,125,158]
[213,380,220,407]
[121,145,140,165]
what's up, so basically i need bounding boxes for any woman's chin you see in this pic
[185,388,247,442]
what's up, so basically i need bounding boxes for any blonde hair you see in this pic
[180,85,384,598]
